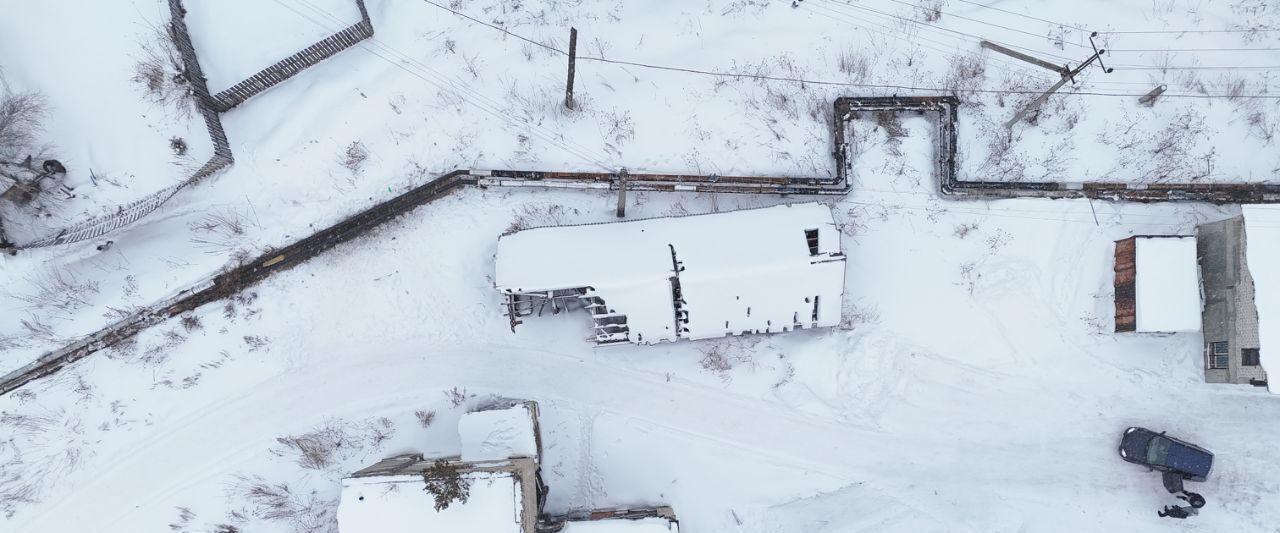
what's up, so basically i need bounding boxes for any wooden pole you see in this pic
[980,41,1065,76]
[615,168,628,218]
[564,27,578,110]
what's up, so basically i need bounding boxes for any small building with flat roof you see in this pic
[495,203,846,345]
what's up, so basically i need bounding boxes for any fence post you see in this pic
[565,27,578,110]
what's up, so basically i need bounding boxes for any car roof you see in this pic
[1165,441,1213,477]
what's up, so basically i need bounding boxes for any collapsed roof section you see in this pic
[494,203,846,345]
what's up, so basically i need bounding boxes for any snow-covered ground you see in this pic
[4,116,1278,532]
[4,0,1280,531]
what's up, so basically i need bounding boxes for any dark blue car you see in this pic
[1118,427,1214,482]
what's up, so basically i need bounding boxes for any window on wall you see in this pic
[1242,348,1261,366]
[1210,342,1230,369]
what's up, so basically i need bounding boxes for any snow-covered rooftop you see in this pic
[459,404,539,462]
[336,472,524,533]
[560,517,680,533]
[1244,206,1280,392]
[495,203,845,344]
[1134,237,1201,333]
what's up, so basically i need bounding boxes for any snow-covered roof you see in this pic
[459,404,539,462]
[337,472,524,533]
[1244,206,1280,391]
[495,203,846,344]
[1134,236,1201,333]
[560,517,680,533]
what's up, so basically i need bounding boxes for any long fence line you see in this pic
[4,0,374,251]
[8,94,1280,394]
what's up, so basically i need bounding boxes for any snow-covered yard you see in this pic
[3,0,1280,531]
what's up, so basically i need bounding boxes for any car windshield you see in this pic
[1147,436,1172,465]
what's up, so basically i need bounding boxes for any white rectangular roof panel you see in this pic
[495,203,845,344]
[1244,206,1280,392]
[337,472,522,533]
[1134,236,1201,333]
[459,404,538,462]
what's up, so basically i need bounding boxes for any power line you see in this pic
[419,0,1280,99]
[274,0,617,170]
[865,0,1089,48]
[1099,28,1280,34]
[1109,47,1280,52]
[948,0,1088,33]
[812,0,1077,62]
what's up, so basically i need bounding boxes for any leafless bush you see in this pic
[943,53,987,103]
[188,207,260,256]
[916,0,944,22]
[0,407,91,519]
[271,418,397,471]
[415,409,437,428]
[1106,107,1215,182]
[181,314,203,333]
[984,228,1012,253]
[598,110,635,145]
[698,340,755,378]
[11,268,100,315]
[838,300,881,331]
[229,475,336,533]
[243,335,270,351]
[341,141,369,174]
[18,315,60,345]
[874,111,907,139]
[503,203,579,235]
[422,460,471,511]
[0,87,45,163]
[837,47,871,81]
[132,26,194,116]
[953,222,979,239]
[170,136,188,156]
[444,387,472,407]
[957,261,981,295]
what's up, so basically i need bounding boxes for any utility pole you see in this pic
[1004,32,1113,131]
[615,168,628,218]
[564,27,578,110]
[980,40,1066,77]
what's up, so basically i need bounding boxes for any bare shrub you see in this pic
[11,268,100,315]
[874,111,907,138]
[1106,107,1215,182]
[170,136,188,156]
[341,141,369,174]
[0,407,92,519]
[415,409,437,428]
[271,418,397,471]
[598,110,636,145]
[188,207,260,256]
[0,88,45,164]
[444,387,472,407]
[181,314,203,333]
[839,299,882,330]
[953,222,979,239]
[943,53,987,102]
[837,47,871,81]
[131,26,194,115]
[422,460,471,511]
[229,475,336,533]
[243,335,269,351]
[916,0,944,22]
